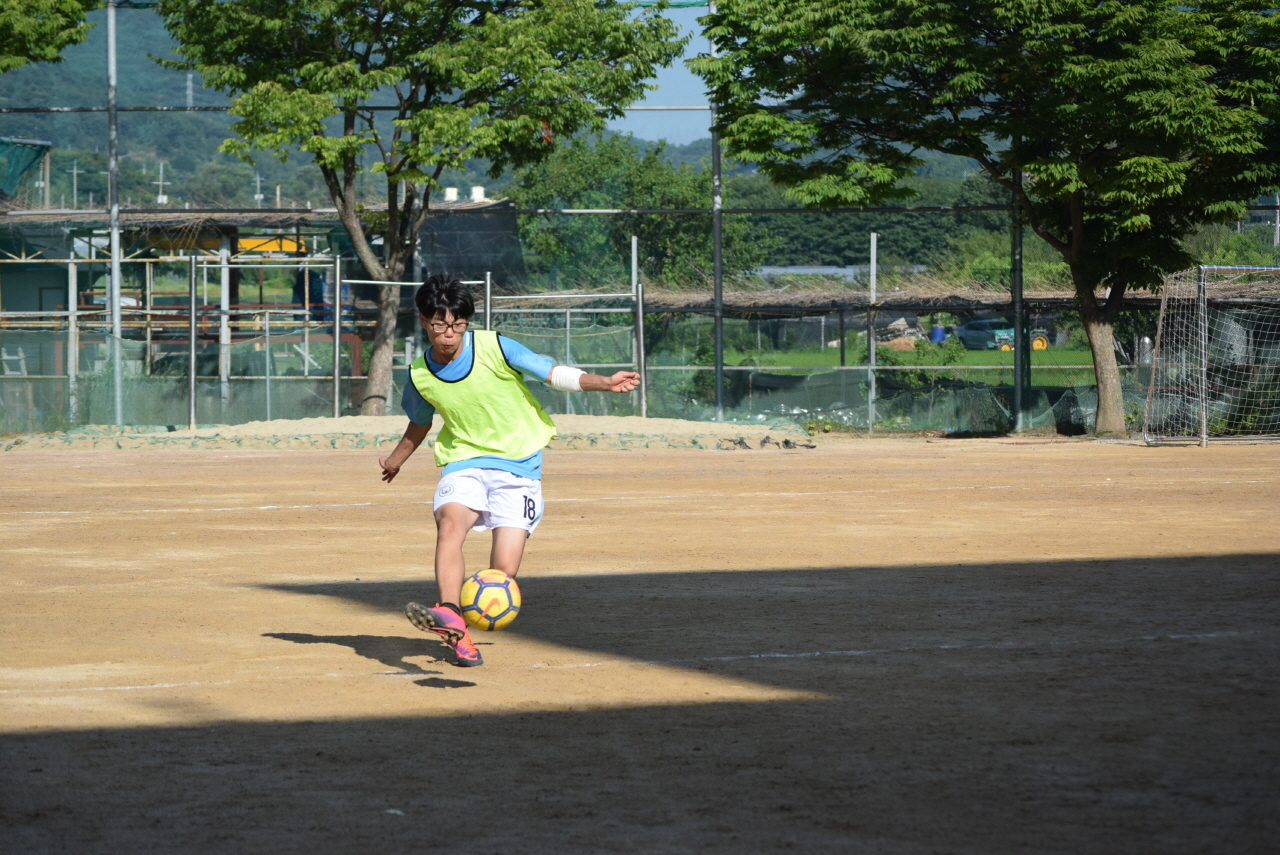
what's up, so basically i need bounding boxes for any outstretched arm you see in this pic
[545,366,638,394]
[379,421,430,483]
[496,333,637,393]
[582,370,639,393]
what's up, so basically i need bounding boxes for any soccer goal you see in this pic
[1143,265,1280,446]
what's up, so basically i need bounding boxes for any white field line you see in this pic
[2,629,1253,694]
[0,479,1271,519]
[0,673,420,695]
[0,680,237,694]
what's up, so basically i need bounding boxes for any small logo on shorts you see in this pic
[440,484,455,496]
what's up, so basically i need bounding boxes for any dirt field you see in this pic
[1,438,1277,853]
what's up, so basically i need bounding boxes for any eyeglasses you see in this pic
[427,319,469,333]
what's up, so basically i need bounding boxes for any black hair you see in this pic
[415,274,475,320]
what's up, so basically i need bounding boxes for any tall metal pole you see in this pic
[1197,265,1209,447]
[869,233,877,305]
[188,255,197,430]
[711,129,725,421]
[564,309,573,415]
[219,242,231,410]
[302,263,310,376]
[143,261,153,375]
[264,310,272,421]
[636,283,648,418]
[1011,153,1026,431]
[67,253,78,422]
[332,256,342,418]
[107,1,123,426]
[709,2,724,421]
[484,271,492,330]
[868,232,877,432]
[633,234,647,417]
[412,246,424,358]
[107,0,121,341]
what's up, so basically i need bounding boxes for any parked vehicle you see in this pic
[954,319,1015,350]
[953,319,1053,351]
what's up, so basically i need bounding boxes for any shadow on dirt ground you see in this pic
[263,632,451,675]
[2,555,1277,854]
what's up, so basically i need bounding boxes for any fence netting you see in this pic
[407,302,1155,434]
[3,302,1163,436]
[0,327,358,433]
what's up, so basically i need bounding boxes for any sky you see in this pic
[604,7,715,146]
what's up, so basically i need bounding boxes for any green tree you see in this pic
[509,132,767,286]
[0,0,96,73]
[158,0,683,414]
[692,0,1280,433]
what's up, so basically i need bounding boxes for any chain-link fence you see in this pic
[0,324,361,433]
[392,302,1158,435]
[0,201,1174,437]
[2,282,1165,436]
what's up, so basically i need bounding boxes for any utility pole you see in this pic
[253,172,264,207]
[186,73,194,108]
[66,160,83,210]
[152,162,169,205]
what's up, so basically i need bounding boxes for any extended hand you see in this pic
[604,371,640,393]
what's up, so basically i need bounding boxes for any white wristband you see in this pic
[547,366,586,392]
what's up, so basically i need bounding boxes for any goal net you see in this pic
[1143,266,1280,445]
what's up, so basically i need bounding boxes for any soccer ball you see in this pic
[459,569,521,631]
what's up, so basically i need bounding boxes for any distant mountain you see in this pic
[0,8,231,158]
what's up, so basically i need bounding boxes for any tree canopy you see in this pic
[691,0,1280,432]
[158,0,684,413]
[0,0,97,74]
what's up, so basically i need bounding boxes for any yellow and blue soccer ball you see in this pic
[459,569,521,631]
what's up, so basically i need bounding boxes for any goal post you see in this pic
[1143,265,1280,446]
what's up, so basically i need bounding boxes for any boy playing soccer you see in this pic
[379,275,638,667]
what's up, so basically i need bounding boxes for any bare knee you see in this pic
[435,511,474,543]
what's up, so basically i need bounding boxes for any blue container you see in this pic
[930,325,946,344]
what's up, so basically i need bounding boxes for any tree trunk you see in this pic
[319,148,423,417]
[360,282,401,415]
[1081,307,1127,435]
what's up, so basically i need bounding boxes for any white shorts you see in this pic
[433,468,545,534]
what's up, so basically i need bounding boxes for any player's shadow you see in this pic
[413,677,476,689]
[263,632,465,681]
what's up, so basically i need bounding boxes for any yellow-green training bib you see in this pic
[409,330,557,468]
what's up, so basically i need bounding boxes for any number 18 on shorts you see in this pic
[433,469,544,534]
